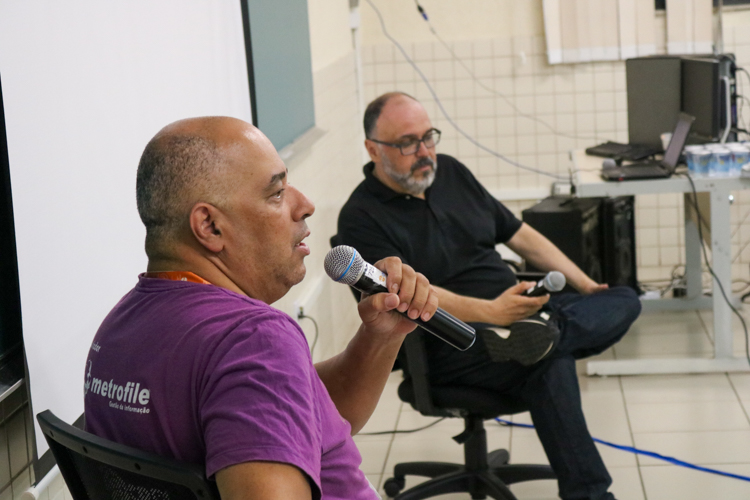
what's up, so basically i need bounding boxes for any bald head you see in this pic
[363,92,418,139]
[136,116,265,256]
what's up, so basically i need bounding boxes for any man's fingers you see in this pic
[407,274,430,320]
[358,292,400,323]
[508,281,535,295]
[536,294,550,306]
[396,266,417,313]
[422,287,438,321]
[375,257,403,294]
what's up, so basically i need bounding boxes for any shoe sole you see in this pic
[480,318,558,366]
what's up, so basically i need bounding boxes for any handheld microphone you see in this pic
[522,271,566,297]
[324,246,476,351]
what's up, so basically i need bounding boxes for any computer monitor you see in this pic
[681,57,722,141]
[626,56,682,150]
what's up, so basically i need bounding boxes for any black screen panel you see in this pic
[0,74,24,361]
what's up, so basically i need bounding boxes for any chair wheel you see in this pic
[488,448,510,467]
[383,476,405,497]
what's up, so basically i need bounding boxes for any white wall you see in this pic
[362,0,543,44]
[0,0,251,456]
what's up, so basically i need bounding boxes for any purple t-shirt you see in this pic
[84,275,379,499]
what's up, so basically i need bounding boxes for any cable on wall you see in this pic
[364,0,567,181]
[298,314,320,356]
[411,0,602,143]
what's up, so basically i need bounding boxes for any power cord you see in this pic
[364,0,567,181]
[298,314,319,356]
[495,418,750,483]
[682,172,750,367]
[359,417,446,436]
[411,0,600,143]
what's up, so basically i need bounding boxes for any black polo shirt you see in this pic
[336,154,522,301]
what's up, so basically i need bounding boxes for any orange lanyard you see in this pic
[144,271,212,285]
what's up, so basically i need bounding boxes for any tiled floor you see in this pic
[354,309,750,499]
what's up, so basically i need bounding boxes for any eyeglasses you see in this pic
[367,128,441,156]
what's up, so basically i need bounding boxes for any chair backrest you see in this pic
[398,331,446,417]
[37,410,220,500]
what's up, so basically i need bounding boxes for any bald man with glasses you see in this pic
[336,92,641,500]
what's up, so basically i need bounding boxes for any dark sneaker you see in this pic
[478,311,560,366]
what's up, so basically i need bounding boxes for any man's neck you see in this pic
[146,253,248,299]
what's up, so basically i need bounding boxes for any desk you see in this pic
[572,150,750,375]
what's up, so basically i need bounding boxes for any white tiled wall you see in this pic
[361,24,750,286]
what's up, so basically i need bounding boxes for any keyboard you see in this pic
[586,141,660,161]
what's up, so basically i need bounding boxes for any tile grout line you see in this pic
[616,375,649,500]
[375,400,402,490]
[727,373,750,426]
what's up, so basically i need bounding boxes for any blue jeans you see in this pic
[426,286,641,500]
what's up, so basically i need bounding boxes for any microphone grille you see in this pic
[545,271,566,292]
[324,245,364,286]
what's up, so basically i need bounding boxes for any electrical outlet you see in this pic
[552,182,572,196]
[293,301,304,319]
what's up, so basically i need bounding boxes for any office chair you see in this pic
[328,235,555,498]
[384,331,556,500]
[37,410,220,500]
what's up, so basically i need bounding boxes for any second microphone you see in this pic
[324,246,476,351]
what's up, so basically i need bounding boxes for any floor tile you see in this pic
[633,430,750,466]
[385,435,466,472]
[640,463,750,500]
[729,372,750,400]
[356,438,391,474]
[627,311,707,336]
[508,428,548,465]
[613,330,714,358]
[627,400,750,433]
[621,373,737,404]
[395,409,466,433]
[359,403,401,435]
[365,473,382,492]
[608,466,646,500]
[508,476,559,500]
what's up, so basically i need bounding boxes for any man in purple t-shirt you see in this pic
[83,116,438,499]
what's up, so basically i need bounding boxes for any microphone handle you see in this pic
[523,279,550,297]
[352,275,476,351]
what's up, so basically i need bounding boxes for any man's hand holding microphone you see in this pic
[482,271,566,326]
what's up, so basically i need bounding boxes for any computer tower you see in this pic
[600,197,638,291]
[626,56,683,150]
[521,197,603,284]
[681,55,737,143]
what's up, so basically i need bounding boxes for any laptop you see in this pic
[601,113,695,181]
[585,141,660,161]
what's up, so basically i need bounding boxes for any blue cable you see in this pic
[495,418,750,483]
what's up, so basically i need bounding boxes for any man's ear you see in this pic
[364,139,380,163]
[190,202,225,253]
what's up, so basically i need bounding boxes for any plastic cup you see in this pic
[710,148,732,177]
[730,146,749,176]
[687,149,711,176]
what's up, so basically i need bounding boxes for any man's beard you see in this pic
[380,154,437,196]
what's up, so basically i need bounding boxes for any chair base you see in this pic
[384,449,556,500]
